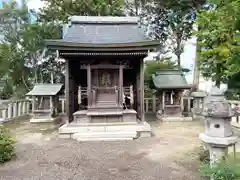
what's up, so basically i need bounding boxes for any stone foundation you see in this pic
[59,121,151,141]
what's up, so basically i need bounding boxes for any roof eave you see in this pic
[154,85,193,90]
[45,40,160,51]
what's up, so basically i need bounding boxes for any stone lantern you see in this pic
[199,87,238,166]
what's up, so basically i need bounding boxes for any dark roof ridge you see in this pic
[69,16,139,25]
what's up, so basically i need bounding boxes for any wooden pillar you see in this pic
[49,96,53,114]
[152,95,156,112]
[65,60,71,123]
[162,92,165,112]
[140,59,145,121]
[119,65,123,106]
[87,64,91,108]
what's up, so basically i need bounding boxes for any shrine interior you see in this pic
[66,55,144,120]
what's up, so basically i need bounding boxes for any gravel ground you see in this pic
[0,119,205,180]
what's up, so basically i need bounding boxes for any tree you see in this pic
[136,0,206,68]
[38,0,125,23]
[196,0,240,87]
[0,1,62,98]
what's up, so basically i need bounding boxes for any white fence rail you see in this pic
[0,100,31,123]
[1,97,240,123]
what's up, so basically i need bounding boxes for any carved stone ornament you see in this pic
[202,87,231,118]
[203,101,231,118]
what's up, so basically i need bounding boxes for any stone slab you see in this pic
[199,133,238,146]
[162,116,193,121]
[75,137,134,141]
[30,116,61,123]
[59,134,71,138]
[72,131,137,139]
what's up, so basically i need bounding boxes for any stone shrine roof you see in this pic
[45,16,159,50]
[152,70,192,90]
[26,84,63,96]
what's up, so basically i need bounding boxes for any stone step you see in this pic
[87,111,123,116]
[72,131,137,141]
[74,137,133,141]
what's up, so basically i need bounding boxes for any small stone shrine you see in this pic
[199,87,238,166]
[191,91,207,120]
[152,70,192,121]
[26,83,63,123]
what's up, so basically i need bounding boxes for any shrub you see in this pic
[200,158,240,180]
[0,125,15,163]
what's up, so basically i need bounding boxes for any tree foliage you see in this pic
[196,0,240,87]
[38,0,125,23]
[0,0,125,99]
[133,0,206,67]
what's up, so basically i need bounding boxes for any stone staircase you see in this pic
[59,121,152,141]
[95,92,118,107]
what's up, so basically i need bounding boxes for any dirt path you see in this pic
[0,119,205,180]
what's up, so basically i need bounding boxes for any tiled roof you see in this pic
[26,84,63,96]
[152,70,191,89]
[61,16,148,44]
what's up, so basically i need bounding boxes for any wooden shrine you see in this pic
[26,84,63,123]
[152,70,192,121]
[45,16,159,140]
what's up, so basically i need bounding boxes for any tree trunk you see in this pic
[215,63,221,88]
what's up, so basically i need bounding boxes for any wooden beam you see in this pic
[80,64,128,69]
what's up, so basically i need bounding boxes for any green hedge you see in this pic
[200,158,240,180]
[0,125,15,163]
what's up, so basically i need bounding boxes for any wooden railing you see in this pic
[0,100,31,123]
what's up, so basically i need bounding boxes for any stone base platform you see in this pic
[30,116,61,123]
[161,116,193,122]
[199,133,238,146]
[59,121,151,141]
[73,109,137,123]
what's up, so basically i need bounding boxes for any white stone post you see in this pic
[26,101,30,114]
[7,102,12,119]
[13,102,17,117]
[2,108,7,121]
[18,101,22,116]
[22,101,26,115]
[61,99,65,113]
